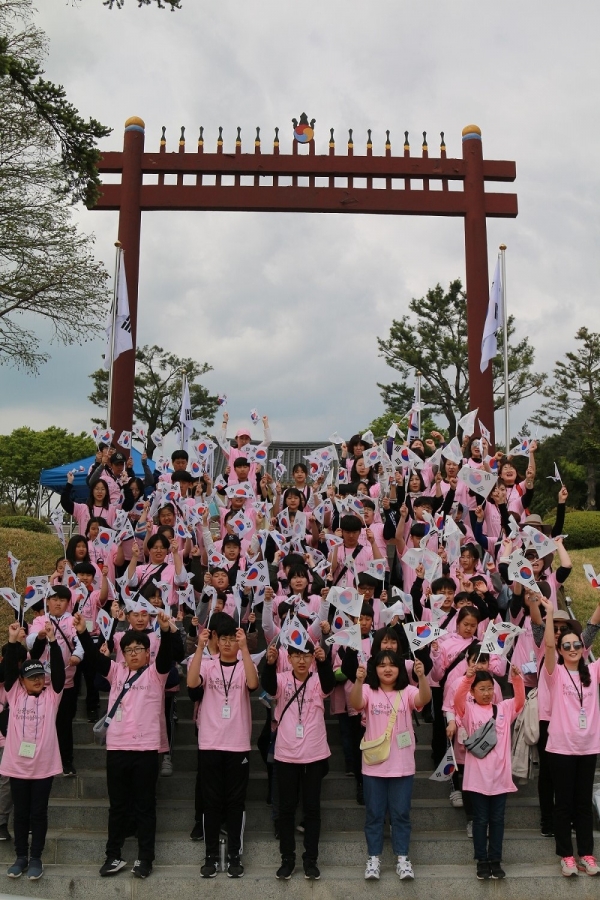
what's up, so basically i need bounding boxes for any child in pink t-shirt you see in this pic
[1,620,65,880]
[187,616,258,879]
[349,650,430,882]
[454,663,525,881]
[261,640,336,880]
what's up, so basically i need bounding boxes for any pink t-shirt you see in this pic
[72,502,117,535]
[0,686,6,749]
[75,589,104,637]
[104,660,168,751]
[330,542,374,584]
[444,678,503,764]
[540,659,600,755]
[358,684,422,778]
[273,671,331,764]
[456,689,520,795]
[0,681,62,779]
[29,614,81,691]
[197,657,255,752]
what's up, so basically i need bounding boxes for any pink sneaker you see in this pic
[560,857,578,877]
[577,856,600,876]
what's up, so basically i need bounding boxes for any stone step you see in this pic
[2,863,599,900]
[0,828,568,868]
[50,768,541,803]
[43,796,546,834]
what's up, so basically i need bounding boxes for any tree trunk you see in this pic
[585,461,596,510]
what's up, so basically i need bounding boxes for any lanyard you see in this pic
[292,675,310,723]
[382,689,406,726]
[22,694,40,744]
[219,660,239,703]
[565,667,584,709]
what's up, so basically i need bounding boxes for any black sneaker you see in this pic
[276,857,296,880]
[356,784,365,805]
[476,861,492,880]
[201,857,219,878]
[62,764,76,777]
[0,824,11,841]
[304,859,321,880]
[227,856,244,878]
[28,858,44,880]
[132,859,152,878]
[87,708,99,723]
[189,822,204,841]
[99,858,127,877]
[540,825,554,837]
[489,861,506,879]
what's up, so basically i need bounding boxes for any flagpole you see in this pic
[415,371,422,439]
[500,244,510,451]
[107,241,122,428]
[180,373,187,451]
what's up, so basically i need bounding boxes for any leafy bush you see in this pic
[550,512,600,549]
[0,516,50,534]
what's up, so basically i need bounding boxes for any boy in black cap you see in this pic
[1,621,65,881]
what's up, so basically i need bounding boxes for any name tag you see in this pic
[85,620,94,632]
[18,741,36,758]
[579,712,587,730]
[222,705,231,719]
[296,724,304,739]
[396,731,411,749]
[115,706,122,722]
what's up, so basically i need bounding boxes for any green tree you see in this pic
[0,0,111,206]
[88,345,219,457]
[0,426,95,514]
[0,0,110,371]
[377,279,545,438]
[532,327,600,510]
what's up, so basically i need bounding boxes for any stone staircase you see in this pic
[1,690,599,899]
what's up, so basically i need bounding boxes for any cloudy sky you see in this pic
[3,0,600,453]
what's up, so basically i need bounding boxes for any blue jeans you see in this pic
[363,774,414,856]
[467,791,507,862]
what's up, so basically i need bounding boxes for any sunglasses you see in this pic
[561,641,582,652]
[553,625,569,634]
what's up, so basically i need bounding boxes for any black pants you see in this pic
[106,749,160,862]
[348,714,365,786]
[194,749,204,824]
[276,759,329,862]
[537,720,554,830]
[200,749,249,859]
[431,686,447,767]
[164,693,176,755]
[548,751,597,858]
[56,686,77,767]
[10,776,54,859]
[77,642,100,713]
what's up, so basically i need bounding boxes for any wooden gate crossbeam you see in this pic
[91,119,518,446]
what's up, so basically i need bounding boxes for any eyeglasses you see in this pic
[218,636,236,644]
[123,647,145,656]
[561,641,582,652]
[553,625,569,634]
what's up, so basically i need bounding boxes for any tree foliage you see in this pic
[377,279,545,437]
[0,1,111,206]
[532,328,600,510]
[103,0,182,9]
[0,0,110,371]
[88,344,219,457]
[0,426,95,514]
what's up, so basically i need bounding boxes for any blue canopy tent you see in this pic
[38,448,154,511]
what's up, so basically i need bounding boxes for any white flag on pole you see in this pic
[480,255,503,373]
[179,376,193,450]
[104,250,133,370]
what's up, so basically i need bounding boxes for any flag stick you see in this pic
[106,242,122,429]
[415,371,422,440]
[500,244,510,450]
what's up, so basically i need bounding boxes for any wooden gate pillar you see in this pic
[462,124,495,443]
[109,116,144,442]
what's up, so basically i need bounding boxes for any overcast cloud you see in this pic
[2,0,600,451]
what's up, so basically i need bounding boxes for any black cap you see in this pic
[110,452,126,464]
[20,660,45,679]
[222,534,241,547]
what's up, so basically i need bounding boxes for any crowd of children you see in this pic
[1,415,599,884]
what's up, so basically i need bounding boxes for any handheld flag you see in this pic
[118,431,132,450]
[429,743,458,782]
[96,609,114,642]
[457,466,498,500]
[547,462,562,484]
[379,600,405,626]
[583,564,600,589]
[331,587,363,618]
[0,587,21,612]
[457,408,479,437]
[441,437,463,464]
[403,621,447,652]
[480,620,523,656]
[325,624,362,651]
[7,551,19,583]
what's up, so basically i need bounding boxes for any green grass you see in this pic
[0,527,599,654]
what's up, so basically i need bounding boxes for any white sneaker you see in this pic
[396,856,414,880]
[160,754,173,777]
[364,856,381,880]
[449,790,463,808]
[466,820,473,838]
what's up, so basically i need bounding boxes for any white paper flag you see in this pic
[429,743,458,782]
[457,408,478,437]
